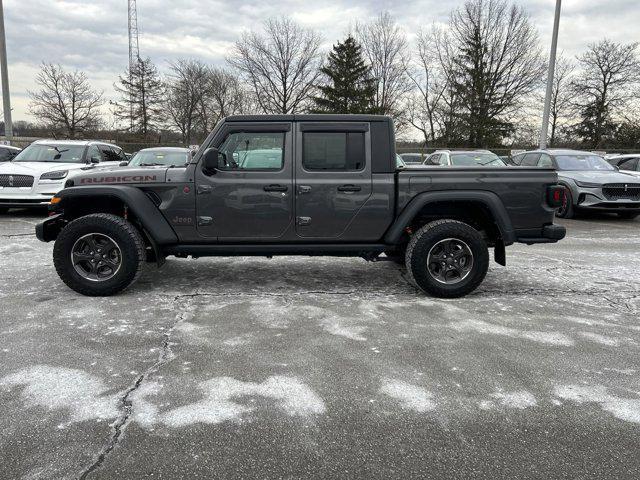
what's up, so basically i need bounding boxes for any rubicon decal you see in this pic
[80,175,158,184]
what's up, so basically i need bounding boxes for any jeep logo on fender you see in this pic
[80,175,158,184]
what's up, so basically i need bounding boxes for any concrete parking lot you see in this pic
[0,212,639,479]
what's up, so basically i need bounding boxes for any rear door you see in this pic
[195,123,294,239]
[294,122,372,238]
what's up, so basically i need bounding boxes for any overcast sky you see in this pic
[3,0,640,121]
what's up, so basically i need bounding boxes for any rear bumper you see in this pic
[516,224,566,245]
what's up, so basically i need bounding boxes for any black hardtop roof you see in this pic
[225,114,392,123]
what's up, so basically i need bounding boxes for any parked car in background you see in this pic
[0,145,21,162]
[395,154,406,169]
[399,153,425,164]
[515,149,640,219]
[127,147,191,168]
[0,139,127,213]
[425,150,507,167]
[606,154,640,177]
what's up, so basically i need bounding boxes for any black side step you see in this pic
[163,243,387,258]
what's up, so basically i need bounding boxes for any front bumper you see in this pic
[0,180,66,208]
[574,187,640,212]
[516,224,567,245]
[35,213,65,242]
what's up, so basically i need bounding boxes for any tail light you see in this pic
[547,185,565,208]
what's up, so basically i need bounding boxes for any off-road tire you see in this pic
[405,219,489,298]
[556,187,574,219]
[53,214,145,296]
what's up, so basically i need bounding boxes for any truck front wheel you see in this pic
[53,214,145,296]
[405,220,489,298]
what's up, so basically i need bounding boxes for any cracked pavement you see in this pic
[0,211,639,479]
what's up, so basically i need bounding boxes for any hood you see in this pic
[0,161,88,176]
[559,170,640,185]
[70,166,168,186]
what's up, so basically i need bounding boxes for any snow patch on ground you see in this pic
[449,319,574,346]
[321,317,367,341]
[580,332,620,346]
[380,379,435,413]
[0,365,119,423]
[554,384,640,424]
[490,390,537,409]
[160,376,326,427]
[130,381,162,428]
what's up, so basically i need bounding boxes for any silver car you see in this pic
[513,149,640,219]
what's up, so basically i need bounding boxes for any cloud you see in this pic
[3,0,639,120]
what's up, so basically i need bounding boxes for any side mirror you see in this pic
[202,148,222,174]
[90,156,100,164]
[119,161,129,167]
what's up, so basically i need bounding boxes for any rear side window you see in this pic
[538,154,554,168]
[303,132,365,171]
[98,145,121,162]
[521,153,541,166]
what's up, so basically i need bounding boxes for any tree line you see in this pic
[23,0,640,150]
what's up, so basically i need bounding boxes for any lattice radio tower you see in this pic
[127,0,140,130]
[128,0,140,72]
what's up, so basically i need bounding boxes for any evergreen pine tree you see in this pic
[312,35,377,114]
[113,57,165,135]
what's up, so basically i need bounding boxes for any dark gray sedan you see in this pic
[512,149,640,219]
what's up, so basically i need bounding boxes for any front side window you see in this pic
[86,146,102,163]
[218,132,285,170]
[303,132,365,171]
[618,158,638,171]
[14,144,86,163]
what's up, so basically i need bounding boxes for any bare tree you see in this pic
[571,39,640,148]
[406,28,448,144]
[165,60,210,144]
[113,57,165,135]
[28,63,103,138]
[444,0,545,147]
[228,17,322,114]
[547,55,575,146]
[356,12,411,122]
[199,67,249,132]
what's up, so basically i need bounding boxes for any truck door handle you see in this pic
[264,184,288,192]
[337,184,361,192]
[298,185,312,194]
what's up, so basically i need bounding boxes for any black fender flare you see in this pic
[384,190,516,245]
[52,186,178,245]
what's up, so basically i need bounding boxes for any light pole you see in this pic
[540,0,562,150]
[0,0,12,142]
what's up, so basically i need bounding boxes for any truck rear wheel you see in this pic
[53,214,145,296]
[405,220,489,298]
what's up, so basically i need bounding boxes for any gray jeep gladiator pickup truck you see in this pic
[36,115,566,298]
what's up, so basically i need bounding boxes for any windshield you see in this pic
[450,153,506,167]
[13,144,85,163]
[129,150,189,167]
[555,154,615,171]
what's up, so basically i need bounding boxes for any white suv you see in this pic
[0,139,127,212]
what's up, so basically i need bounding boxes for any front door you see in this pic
[295,122,373,238]
[195,124,294,240]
